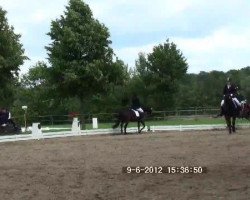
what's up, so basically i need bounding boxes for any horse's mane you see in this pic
[224,94,234,107]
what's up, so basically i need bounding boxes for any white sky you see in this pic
[1,0,250,74]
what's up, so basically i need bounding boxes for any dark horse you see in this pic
[0,109,20,135]
[112,107,152,134]
[223,94,240,134]
[240,102,250,120]
[0,120,21,135]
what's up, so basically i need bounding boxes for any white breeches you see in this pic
[137,108,144,113]
[221,98,241,107]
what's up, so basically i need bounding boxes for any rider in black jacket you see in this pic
[131,94,144,113]
[218,77,241,116]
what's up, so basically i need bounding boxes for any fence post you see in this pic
[92,118,98,129]
[72,118,81,134]
[32,123,43,140]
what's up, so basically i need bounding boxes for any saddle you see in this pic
[131,109,140,117]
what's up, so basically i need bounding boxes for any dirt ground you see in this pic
[0,129,249,200]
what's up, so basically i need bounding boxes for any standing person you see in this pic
[218,77,241,116]
[131,94,144,113]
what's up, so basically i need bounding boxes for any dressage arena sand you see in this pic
[0,129,249,200]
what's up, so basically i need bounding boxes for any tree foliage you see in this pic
[46,0,128,104]
[135,39,188,109]
[13,62,52,116]
[0,7,27,105]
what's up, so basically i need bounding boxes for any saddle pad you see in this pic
[132,109,140,117]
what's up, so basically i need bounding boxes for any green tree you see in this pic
[135,39,188,109]
[0,7,27,105]
[175,73,198,108]
[239,66,250,101]
[15,62,53,116]
[46,0,127,112]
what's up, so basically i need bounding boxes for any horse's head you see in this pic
[241,102,250,120]
[142,107,153,115]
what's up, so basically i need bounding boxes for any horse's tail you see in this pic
[112,120,120,129]
[112,111,121,129]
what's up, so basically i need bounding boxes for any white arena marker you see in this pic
[72,117,81,134]
[32,123,43,140]
[92,118,98,129]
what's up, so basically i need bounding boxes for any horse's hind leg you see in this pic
[137,121,140,133]
[229,125,232,134]
[232,126,235,132]
[124,123,128,134]
[120,122,124,134]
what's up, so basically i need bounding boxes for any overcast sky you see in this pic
[1,0,250,74]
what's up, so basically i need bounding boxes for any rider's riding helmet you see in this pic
[227,77,232,83]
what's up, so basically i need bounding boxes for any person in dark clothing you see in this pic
[131,94,144,113]
[218,77,241,116]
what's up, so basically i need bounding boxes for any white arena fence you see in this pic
[0,117,249,143]
[12,107,221,126]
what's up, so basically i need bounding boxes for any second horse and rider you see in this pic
[217,77,246,118]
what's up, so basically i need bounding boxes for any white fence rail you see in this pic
[151,124,227,132]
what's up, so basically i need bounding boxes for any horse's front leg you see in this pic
[232,117,236,133]
[137,121,140,133]
[139,121,145,133]
[225,116,232,134]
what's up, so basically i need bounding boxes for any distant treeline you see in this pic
[8,66,250,118]
[176,67,250,109]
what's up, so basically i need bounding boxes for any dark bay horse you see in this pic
[223,94,240,134]
[112,107,152,134]
[240,102,250,120]
[0,109,21,135]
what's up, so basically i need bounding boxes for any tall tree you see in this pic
[239,67,250,101]
[136,39,188,109]
[46,0,127,111]
[0,7,27,105]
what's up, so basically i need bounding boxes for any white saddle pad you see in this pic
[132,109,140,117]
